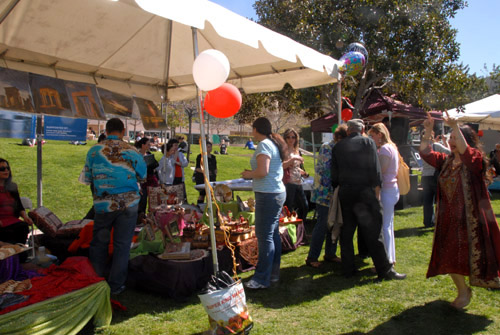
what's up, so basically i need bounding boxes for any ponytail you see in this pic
[268,133,287,161]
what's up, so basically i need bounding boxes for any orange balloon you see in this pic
[204,83,242,118]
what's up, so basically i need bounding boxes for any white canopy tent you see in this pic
[0,0,340,102]
[447,94,500,131]
[0,0,341,273]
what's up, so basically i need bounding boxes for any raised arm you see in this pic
[420,112,434,152]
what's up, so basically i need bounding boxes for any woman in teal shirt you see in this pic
[241,117,286,289]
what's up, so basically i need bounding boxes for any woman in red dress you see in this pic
[420,112,500,309]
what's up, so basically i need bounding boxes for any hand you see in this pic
[24,216,34,226]
[423,112,434,131]
[443,110,458,129]
[241,169,252,179]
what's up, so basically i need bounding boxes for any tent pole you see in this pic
[36,114,43,207]
[192,27,219,275]
[312,132,316,169]
[337,80,342,126]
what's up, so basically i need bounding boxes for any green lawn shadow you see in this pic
[340,300,492,335]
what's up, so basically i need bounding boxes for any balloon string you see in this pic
[198,138,239,279]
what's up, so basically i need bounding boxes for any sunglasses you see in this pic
[285,136,297,139]
[0,167,10,172]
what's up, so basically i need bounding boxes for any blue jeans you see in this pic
[307,204,337,261]
[90,205,138,292]
[252,191,286,287]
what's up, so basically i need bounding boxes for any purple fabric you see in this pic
[0,254,42,283]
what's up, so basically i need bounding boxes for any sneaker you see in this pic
[244,279,268,289]
[270,276,279,284]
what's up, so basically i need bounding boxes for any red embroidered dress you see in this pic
[420,145,500,288]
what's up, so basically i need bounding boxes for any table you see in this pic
[195,177,313,192]
[127,251,212,301]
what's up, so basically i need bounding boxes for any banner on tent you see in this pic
[0,67,169,130]
[44,116,87,141]
[0,110,36,139]
[97,88,135,118]
[0,68,35,114]
[134,97,168,130]
[65,81,106,120]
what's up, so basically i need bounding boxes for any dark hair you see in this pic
[334,124,348,142]
[106,118,124,134]
[460,125,480,149]
[459,125,491,182]
[162,138,179,154]
[252,117,286,161]
[97,133,106,143]
[0,158,13,189]
[206,141,212,146]
[134,137,150,149]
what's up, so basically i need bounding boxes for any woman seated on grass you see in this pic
[0,158,34,261]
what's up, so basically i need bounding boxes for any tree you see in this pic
[167,100,198,160]
[254,0,481,116]
[236,85,311,133]
[236,84,307,125]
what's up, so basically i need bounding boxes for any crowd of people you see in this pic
[240,114,500,312]
[2,114,499,310]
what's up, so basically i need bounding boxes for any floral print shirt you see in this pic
[81,135,147,213]
[311,140,335,207]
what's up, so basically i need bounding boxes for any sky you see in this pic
[210,0,499,77]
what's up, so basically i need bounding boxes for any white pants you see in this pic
[381,185,400,264]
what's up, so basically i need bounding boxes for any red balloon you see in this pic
[341,108,353,121]
[204,83,242,118]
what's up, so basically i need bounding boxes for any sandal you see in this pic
[305,258,322,268]
[324,255,342,263]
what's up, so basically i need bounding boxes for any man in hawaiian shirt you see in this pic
[81,118,146,295]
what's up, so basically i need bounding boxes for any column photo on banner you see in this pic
[134,97,168,130]
[29,73,73,117]
[64,81,106,120]
[97,88,134,118]
[43,116,88,142]
[0,67,35,114]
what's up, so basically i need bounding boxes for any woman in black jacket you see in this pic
[0,158,33,245]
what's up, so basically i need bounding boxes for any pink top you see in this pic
[378,144,398,189]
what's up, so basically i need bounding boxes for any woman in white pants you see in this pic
[368,123,400,265]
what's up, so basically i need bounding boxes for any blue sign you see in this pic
[43,116,87,141]
[0,110,36,139]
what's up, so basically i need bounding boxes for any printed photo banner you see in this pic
[65,81,106,120]
[30,74,106,120]
[0,67,166,129]
[0,68,35,114]
[97,87,135,118]
[29,73,72,117]
[134,97,168,130]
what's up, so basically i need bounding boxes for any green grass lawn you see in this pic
[1,137,500,335]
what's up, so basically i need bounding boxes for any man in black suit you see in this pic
[331,119,406,281]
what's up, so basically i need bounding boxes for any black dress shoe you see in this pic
[379,269,407,281]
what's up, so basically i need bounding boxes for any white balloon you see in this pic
[192,49,230,91]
